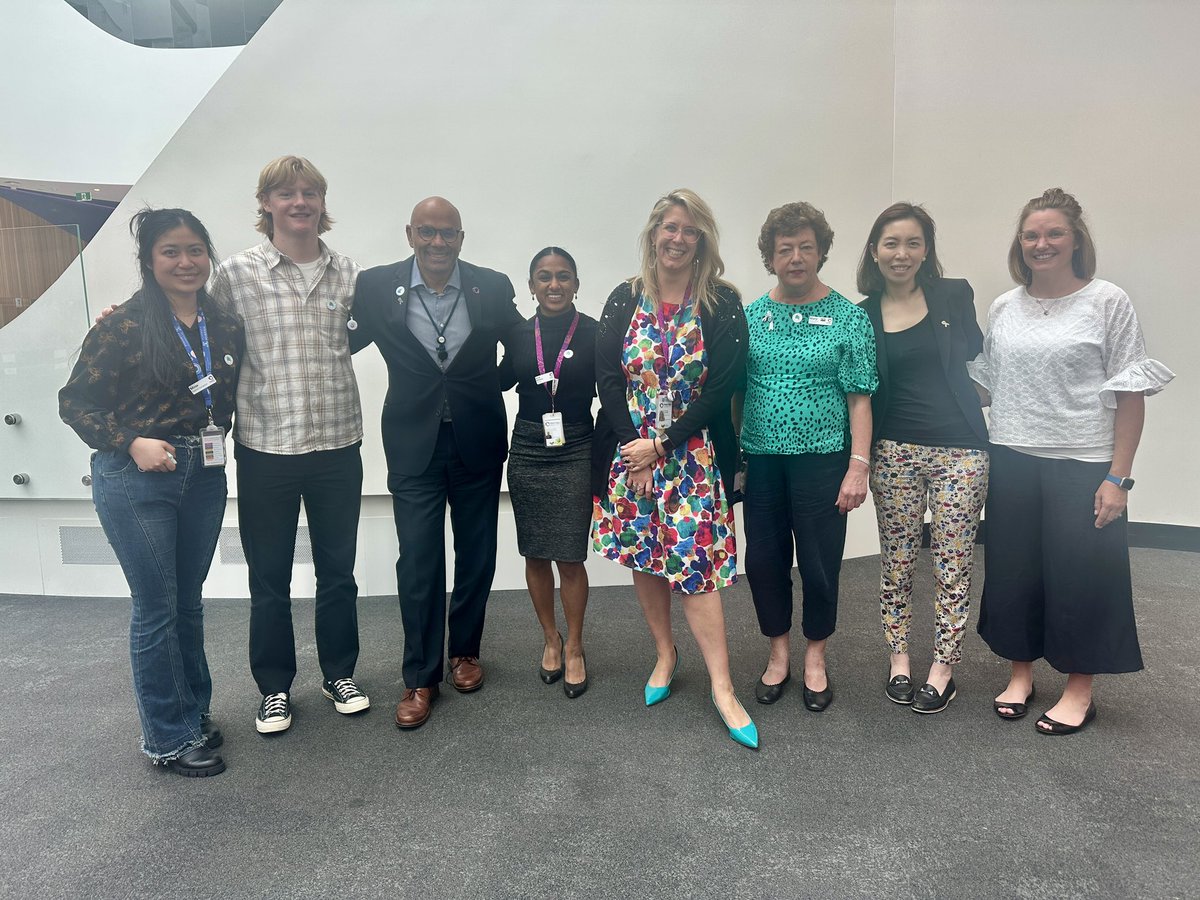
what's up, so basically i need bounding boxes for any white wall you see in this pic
[1,0,1194,597]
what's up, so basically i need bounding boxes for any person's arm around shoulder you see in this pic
[595,281,640,444]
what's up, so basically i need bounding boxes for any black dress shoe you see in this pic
[802,676,833,712]
[912,677,956,714]
[165,745,226,777]
[563,652,588,699]
[755,667,791,704]
[886,675,915,705]
[200,716,223,749]
[539,633,564,685]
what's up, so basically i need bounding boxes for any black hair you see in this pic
[129,208,220,391]
[528,246,578,278]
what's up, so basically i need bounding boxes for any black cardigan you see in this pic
[858,277,988,445]
[590,280,748,499]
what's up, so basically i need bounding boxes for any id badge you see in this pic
[200,424,226,467]
[655,390,673,430]
[189,373,217,395]
[542,412,565,447]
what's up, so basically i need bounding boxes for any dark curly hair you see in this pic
[757,202,834,273]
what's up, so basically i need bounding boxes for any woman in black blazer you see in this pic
[856,203,989,714]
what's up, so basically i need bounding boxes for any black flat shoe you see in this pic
[886,674,915,705]
[802,676,833,712]
[165,745,226,777]
[1036,701,1096,735]
[200,716,223,749]
[912,677,956,714]
[563,652,588,699]
[755,667,791,705]
[539,633,564,685]
[993,685,1036,720]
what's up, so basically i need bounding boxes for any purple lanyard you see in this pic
[534,310,580,409]
[657,284,691,392]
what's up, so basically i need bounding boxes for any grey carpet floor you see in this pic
[1,549,1197,900]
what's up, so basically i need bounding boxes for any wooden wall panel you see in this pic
[0,197,86,325]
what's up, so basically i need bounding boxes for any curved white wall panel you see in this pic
[0,0,238,184]
[2,0,1195,597]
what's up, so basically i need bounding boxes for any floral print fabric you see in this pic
[592,294,737,594]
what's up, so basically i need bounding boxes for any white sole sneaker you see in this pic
[255,713,292,734]
[321,684,370,715]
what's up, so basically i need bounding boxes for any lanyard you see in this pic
[656,284,692,393]
[171,308,215,423]
[416,285,462,363]
[534,309,580,411]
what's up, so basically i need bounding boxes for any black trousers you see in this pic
[235,442,362,695]
[388,423,502,688]
[977,444,1142,674]
[743,451,849,641]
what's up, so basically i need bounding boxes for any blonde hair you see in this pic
[255,155,334,237]
[1007,187,1096,286]
[632,188,733,313]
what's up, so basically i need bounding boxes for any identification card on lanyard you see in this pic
[655,293,688,432]
[534,310,580,448]
[172,308,226,468]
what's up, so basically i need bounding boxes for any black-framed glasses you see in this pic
[415,225,463,243]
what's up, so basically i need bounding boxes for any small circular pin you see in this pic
[326,300,337,311]
[395,286,406,298]
[472,287,480,294]
[791,312,804,324]
[223,354,234,366]
[563,349,574,359]
[437,335,446,344]
[347,318,358,331]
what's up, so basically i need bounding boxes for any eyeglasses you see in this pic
[414,225,463,243]
[1019,228,1071,244]
[658,222,701,243]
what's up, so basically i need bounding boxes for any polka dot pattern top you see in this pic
[741,289,878,455]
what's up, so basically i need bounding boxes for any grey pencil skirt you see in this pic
[506,418,594,563]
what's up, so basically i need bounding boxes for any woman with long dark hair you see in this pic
[60,208,242,775]
[856,203,989,714]
[500,247,596,698]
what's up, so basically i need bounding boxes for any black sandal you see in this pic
[1036,701,1096,735]
[993,685,1035,720]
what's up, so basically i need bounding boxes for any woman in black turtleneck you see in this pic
[499,247,597,698]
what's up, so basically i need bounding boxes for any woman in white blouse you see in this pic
[969,188,1173,735]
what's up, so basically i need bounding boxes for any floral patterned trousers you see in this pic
[869,439,989,664]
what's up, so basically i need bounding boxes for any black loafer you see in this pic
[165,745,226,777]
[563,652,588,699]
[912,677,956,714]
[200,716,223,749]
[755,667,791,705]
[802,676,833,712]
[539,633,564,685]
[886,675,915,705]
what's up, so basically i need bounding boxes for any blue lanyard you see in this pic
[171,308,215,422]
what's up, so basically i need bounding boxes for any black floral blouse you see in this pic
[59,293,243,451]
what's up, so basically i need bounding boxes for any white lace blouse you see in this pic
[968,279,1174,460]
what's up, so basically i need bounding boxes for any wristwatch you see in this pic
[1104,474,1135,491]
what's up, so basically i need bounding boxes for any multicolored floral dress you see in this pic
[592,293,737,594]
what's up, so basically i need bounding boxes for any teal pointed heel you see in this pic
[713,693,759,750]
[644,645,679,707]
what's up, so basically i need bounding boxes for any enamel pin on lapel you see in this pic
[395,286,406,300]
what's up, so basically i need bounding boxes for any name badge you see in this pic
[200,424,226,467]
[655,390,674,430]
[542,412,565,447]
[808,316,833,326]
[189,373,217,395]
[534,372,556,385]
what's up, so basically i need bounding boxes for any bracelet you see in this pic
[653,438,664,456]
[849,453,870,467]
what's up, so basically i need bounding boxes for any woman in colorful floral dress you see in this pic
[591,189,757,749]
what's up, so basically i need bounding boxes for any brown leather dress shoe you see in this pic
[448,656,484,693]
[394,685,439,729]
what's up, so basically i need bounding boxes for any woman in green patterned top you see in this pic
[735,202,878,711]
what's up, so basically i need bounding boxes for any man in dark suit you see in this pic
[351,197,520,729]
